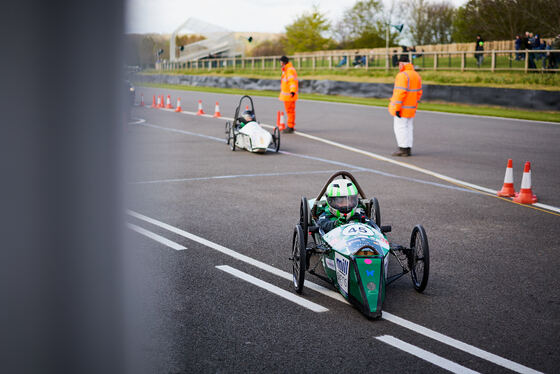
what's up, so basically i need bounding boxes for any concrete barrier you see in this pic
[134,74,560,111]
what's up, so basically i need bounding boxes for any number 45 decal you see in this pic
[342,225,374,236]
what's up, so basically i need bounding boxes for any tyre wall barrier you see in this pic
[134,74,560,111]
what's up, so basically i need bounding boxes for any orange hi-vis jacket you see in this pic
[279,61,298,102]
[388,64,422,118]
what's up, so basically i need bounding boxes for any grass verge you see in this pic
[137,82,560,123]
[142,68,560,91]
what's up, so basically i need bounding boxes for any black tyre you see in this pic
[273,126,280,152]
[292,225,306,294]
[409,225,430,292]
[369,197,381,227]
[229,127,236,151]
[225,121,231,144]
[299,197,309,247]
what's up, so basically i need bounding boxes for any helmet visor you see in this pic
[327,195,358,214]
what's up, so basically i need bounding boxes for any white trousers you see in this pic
[393,116,414,148]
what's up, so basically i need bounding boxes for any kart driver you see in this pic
[238,110,255,128]
[317,179,371,233]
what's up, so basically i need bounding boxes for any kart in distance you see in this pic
[290,171,430,319]
[225,95,280,153]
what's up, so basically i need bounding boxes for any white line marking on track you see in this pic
[127,210,544,374]
[127,223,186,250]
[127,210,347,304]
[376,335,481,374]
[381,314,543,374]
[127,118,146,125]
[131,169,360,185]
[135,114,560,213]
[216,265,328,313]
[134,122,474,194]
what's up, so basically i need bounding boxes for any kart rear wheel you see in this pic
[225,121,231,144]
[273,126,280,152]
[229,127,236,151]
[368,197,381,227]
[292,225,306,294]
[299,197,309,247]
[409,225,430,292]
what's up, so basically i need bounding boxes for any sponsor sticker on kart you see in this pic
[335,252,349,297]
[325,258,336,271]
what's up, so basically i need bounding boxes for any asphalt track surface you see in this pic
[125,87,559,373]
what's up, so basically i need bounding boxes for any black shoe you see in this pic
[283,127,294,133]
[392,147,409,157]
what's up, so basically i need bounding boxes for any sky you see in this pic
[125,0,467,35]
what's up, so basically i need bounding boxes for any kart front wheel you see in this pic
[369,197,381,227]
[408,224,430,292]
[225,121,231,144]
[299,197,309,247]
[273,126,280,152]
[292,224,306,294]
[229,127,236,151]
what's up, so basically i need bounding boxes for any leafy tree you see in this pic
[283,6,334,53]
[452,0,560,42]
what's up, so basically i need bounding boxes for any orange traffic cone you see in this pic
[513,161,538,204]
[140,94,145,107]
[245,105,249,110]
[213,102,221,117]
[175,97,182,112]
[158,95,164,108]
[196,100,205,115]
[279,111,286,131]
[165,95,173,109]
[151,95,157,108]
[497,159,515,197]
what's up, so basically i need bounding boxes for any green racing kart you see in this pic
[290,170,430,319]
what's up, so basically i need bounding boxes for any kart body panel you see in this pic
[235,121,273,153]
[321,223,389,318]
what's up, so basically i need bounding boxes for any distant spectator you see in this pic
[515,35,523,60]
[400,46,409,61]
[527,32,537,70]
[392,50,398,67]
[550,34,560,69]
[533,34,541,50]
[410,46,417,59]
[536,38,546,63]
[475,34,484,67]
[522,31,530,51]
[353,51,366,67]
[542,41,550,69]
[336,55,347,67]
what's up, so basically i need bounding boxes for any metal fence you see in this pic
[158,49,560,73]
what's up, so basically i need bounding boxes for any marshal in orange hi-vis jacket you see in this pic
[278,56,298,132]
[388,63,422,118]
[388,58,423,157]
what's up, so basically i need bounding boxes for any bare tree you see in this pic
[452,0,560,42]
[406,0,455,45]
[332,0,402,48]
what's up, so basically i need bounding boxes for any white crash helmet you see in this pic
[325,178,359,219]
